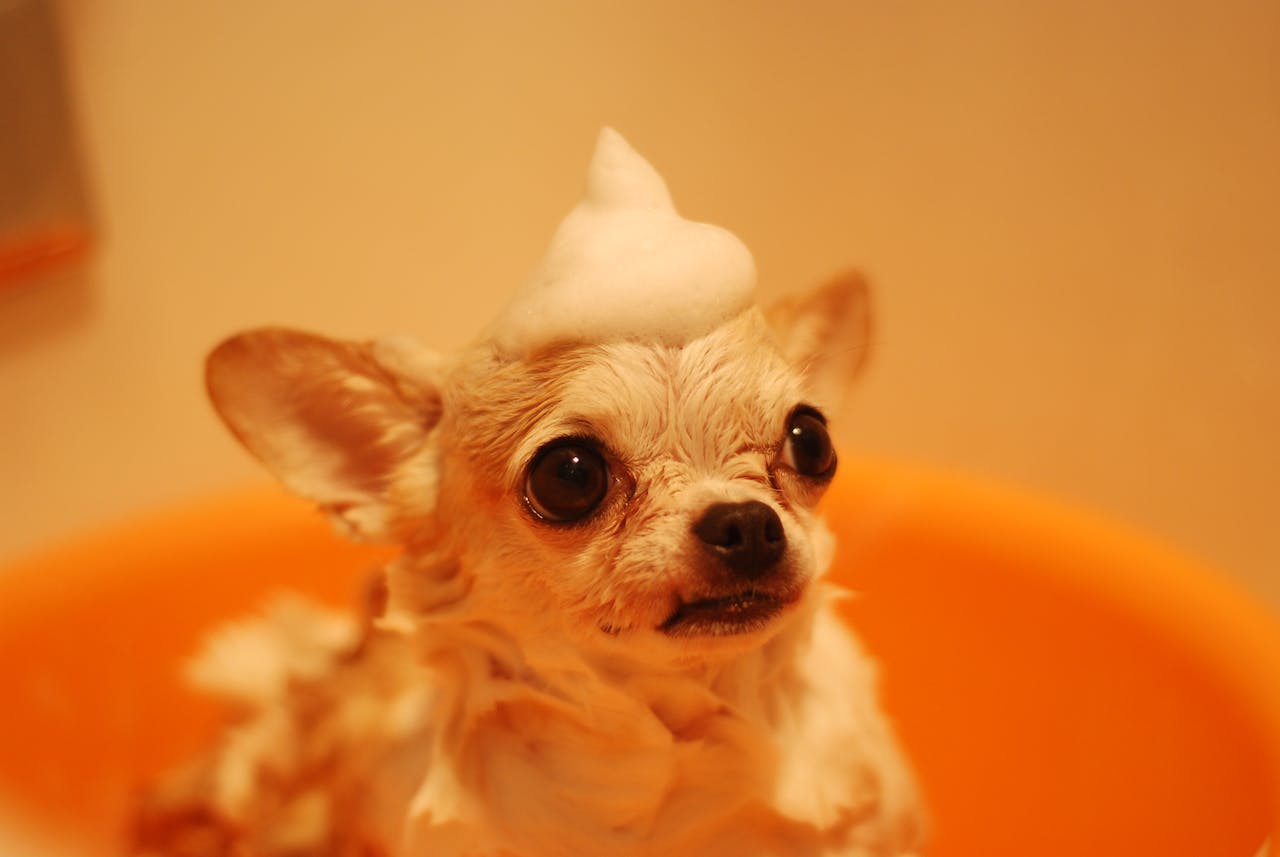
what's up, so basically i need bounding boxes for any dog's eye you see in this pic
[524,440,609,523]
[783,407,837,479]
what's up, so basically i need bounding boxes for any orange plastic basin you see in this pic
[2,460,1278,855]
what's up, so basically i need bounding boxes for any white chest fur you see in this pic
[398,590,922,857]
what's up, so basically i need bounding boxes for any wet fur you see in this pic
[134,276,923,856]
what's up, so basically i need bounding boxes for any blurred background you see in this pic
[1,0,1277,610]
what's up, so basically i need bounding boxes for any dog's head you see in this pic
[206,132,872,664]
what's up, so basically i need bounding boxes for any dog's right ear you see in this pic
[206,328,445,541]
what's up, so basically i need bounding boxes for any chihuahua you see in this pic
[134,130,923,857]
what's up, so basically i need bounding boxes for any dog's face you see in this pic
[206,274,870,664]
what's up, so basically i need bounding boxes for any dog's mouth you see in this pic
[659,588,800,637]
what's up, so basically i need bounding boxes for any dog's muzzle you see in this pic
[659,501,797,638]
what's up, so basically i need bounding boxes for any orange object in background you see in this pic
[0,222,92,284]
[0,460,1277,855]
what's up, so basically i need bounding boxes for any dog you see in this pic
[133,129,923,857]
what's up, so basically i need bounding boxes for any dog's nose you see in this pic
[693,501,786,579]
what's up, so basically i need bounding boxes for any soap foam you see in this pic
[489,128,757,356]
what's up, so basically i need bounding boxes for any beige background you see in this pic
[2,0,1277,610]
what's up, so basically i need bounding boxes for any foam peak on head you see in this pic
[584,126,675,209]
[489,128,757,356]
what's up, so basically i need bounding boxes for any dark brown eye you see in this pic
[783,407,837,479]
[524,440,609,523]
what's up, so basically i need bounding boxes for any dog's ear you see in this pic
[765,271,873,412]
[206,328,445,541]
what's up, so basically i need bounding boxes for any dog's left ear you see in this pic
[206,328,445,541]
[765,270,873,412]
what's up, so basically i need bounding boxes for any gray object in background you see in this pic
[0,0,92,288]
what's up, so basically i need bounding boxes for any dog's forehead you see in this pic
[543,313,804,462]
[450,311,807,488]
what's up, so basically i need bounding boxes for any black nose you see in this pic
[693,501,786,579]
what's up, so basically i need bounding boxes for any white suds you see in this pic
[489,128,757,356]
[185,594,359,704]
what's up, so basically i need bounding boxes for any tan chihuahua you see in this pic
[134,130,922,857]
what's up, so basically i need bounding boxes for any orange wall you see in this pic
[2,0,1277,608]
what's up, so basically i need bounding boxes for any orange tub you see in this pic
[2,460,1278,855]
